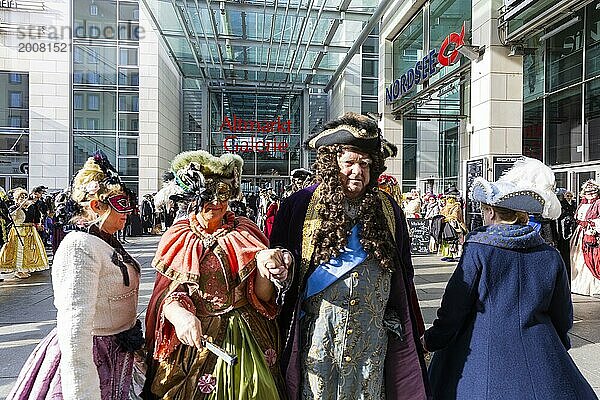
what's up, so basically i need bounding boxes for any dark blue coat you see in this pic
[425,224,597,400]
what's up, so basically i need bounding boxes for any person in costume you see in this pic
[0,186,10,249]
[270,112,430,400]
[7,151,143,400]
[0,187,49,279]
[263,192,279,240]
[557,190,576,278]
[570,180,600,296]
[439,187,467,262]
[377,173,402,204]
[404,189,422,218]
[144,150,292,400]
[424,157,597,400]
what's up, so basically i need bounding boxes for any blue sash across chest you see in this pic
[301,224,367,317]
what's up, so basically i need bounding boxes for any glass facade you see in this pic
[392,0,471,192]
[0,72,29,190]
[522,1,600,165]
[307,91,328,168]
[72,0,140,194]
[362,26,379,114]
[208,91,304,193]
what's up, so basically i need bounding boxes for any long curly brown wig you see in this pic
[311,141,397,271]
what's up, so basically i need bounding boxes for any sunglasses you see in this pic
[106,194,134,213]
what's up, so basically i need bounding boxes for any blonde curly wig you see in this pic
[71,158,124,203]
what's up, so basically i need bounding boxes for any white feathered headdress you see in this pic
[470,157,561,219]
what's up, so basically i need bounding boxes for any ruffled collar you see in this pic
[465,224,544,250]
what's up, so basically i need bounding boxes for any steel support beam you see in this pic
[193,0,373,22]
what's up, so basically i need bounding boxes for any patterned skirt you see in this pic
[7,328,135,400]
[0,224,49,273]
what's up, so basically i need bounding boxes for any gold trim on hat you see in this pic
[307,124,375,149]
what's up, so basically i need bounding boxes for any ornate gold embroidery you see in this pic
[300,185,323,283]
[377,191,396,241]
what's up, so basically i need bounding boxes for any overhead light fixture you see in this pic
[539,16,579,41]
[457,44,485,62]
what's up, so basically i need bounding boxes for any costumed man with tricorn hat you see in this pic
[143,150,292,399]
[269,112,431,399]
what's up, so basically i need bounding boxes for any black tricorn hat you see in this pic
[306,112,397,158]
[307,124,381,152]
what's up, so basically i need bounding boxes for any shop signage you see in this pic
[386,23,466,105]
[0,0,17,8]
[492,156,520,180]
[220,114,291,134]
[220,114,291,153]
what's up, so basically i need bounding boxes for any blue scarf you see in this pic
[465,224,544,250]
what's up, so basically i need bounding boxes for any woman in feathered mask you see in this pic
[8,151,143,400]
[144,150,292,399]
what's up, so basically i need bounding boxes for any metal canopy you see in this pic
[143,0,380,90]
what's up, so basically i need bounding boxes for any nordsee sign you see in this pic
[386,24,466,105]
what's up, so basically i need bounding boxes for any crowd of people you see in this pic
[1,111,598,399]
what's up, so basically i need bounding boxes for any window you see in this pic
[523,34,544,103]
[545,12,584,92]
[9,92,23,108]
[73,0,117,39]
[73,45,117,86]
[119,137,137,156]
[119,48,138,66]
[87,94,100,111]
[546,87,582,165]
[362,78,378,96]
[8,73,22,83]
[362,59,378,78]
[119,22,140,41]
[118,157,138,176]
[87,72,100,84]
[585,79,600,161]
[87,118,100,130]
[402,119,417,191]
[119,3,139,21]
[73,72,84,84]
[586,1,600,79]
[119,93,138,111]
[9,116,22,128]
[74,117,84,130]
[523,100,543,160]
[362,37,378,54]
[73,46,84,64]
[73,94,84,110]
[118,68,139,86]
[361,101,378,114]
[429,0,472,84]
[89,49,99,64]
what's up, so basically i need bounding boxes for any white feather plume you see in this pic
[154,179,183,210]
[497,157,561,219]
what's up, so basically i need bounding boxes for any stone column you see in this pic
[469,0,523,158]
